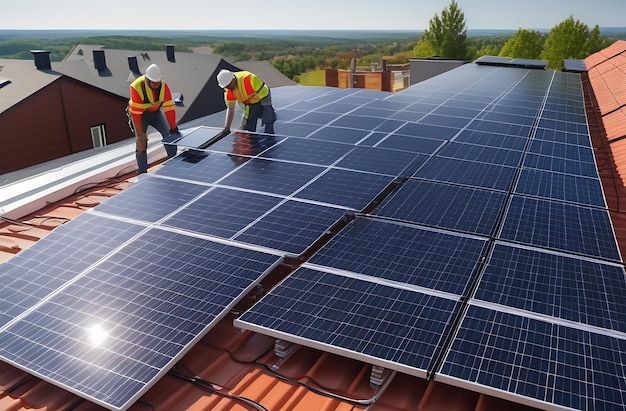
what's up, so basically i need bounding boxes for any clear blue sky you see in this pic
[2,0,623,31]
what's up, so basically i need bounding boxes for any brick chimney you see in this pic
[31,50,51,70]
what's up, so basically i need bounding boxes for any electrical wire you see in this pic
[168,361,269,411]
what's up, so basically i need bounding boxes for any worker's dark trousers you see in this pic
[135,110,177,173]
[245,103,276,134]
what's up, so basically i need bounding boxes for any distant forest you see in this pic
[1,28,625,83]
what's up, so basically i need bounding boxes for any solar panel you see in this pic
[0,213,144,327]
[522,152,599,177]
[335,145,425,176]
[436,142,523,167]
[233,200,348,255]
[235,266,460,377]
[438,304,626,411]
[162,187,283,238]
[413,156,517,191]
[475,242,626,332]
[307,126,371,144]
[514,169,606,207]
[499,196,621,261]
[0,229,282,411]
[154,150,246,184]
[308,217,488,295]
[258,137,353,165]
[93,176,208,222]
[217,158,325,196]
[374,179,507,236]
[294,169,395,210]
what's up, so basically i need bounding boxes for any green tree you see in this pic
[420,0,468,59]
[541,16,605,69]
[411,39,436,58]
[499,29,544,59]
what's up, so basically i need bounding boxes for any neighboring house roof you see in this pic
[0,41,625,411]
[57,44,296,123]
[0,58,59,113]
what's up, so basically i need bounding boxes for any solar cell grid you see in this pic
[475,243,626,332]
[413,156,517,191]
[0,229,282,411]
[258,137,353,166]
[236,267,460,376]
[439,305,626,411]
[527,140,595,163]
[307,126,370,144]
[522,152,598,177]
[308,217,489,295]
[514,169,605,207]
[330,115,389,131]
[93,176,207,223]
[294,168,395,210]
[374,179,507,236]
[335,145,425,176]
[162,187,283,238]
[499,196,621,261]
[233,201,348,255]
[217,158,325,196]
[436,142,523,167]
[154,151,247,184]
[0,213,144,328]
[395,122,460,140]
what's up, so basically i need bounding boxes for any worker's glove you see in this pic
[222,128,231,134]
[169,126,179,134]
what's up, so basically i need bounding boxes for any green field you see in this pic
[297,69,326,86]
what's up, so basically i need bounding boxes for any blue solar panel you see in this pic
[533,128,591,146]
[154,151,245,184]
[374,180,507,236]
[0,213,143,327]
[94,176,207,222]
[335,146,426,176]
[375,134,444,154]
[475,243,626,332]
[294,111,342,125]
[436,142,523,167]
[233,201,348,255]
[499,196,621,261]
[259,137,353,166]
[162,187,282,238]
[522,152,599,177]
[439,305,626,411]
[218,158,325,196]
[413,157,517,191]
[527,139,595,163]
[307,126,371,144]
[272,122,320,137]
[395,122,460,140]
[330,114,389,131]
[514,169,606,207]
[309,217,488,295]
[235,267,460,376]
[466,120,532,138]
[453,128,529,151]
[294,169,395,210]
[0,229,282,411]
[202,132,280,157]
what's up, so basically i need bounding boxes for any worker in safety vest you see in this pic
[217,69,276,135]
[128,64,179,174]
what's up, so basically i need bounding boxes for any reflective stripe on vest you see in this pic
[128,76,166,115]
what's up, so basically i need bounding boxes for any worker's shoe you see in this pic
[136,150,148,174]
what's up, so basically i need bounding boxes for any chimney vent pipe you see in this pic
[31,50,51,70]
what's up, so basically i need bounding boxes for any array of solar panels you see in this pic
[236,64,626,411]
[0,61,623,411]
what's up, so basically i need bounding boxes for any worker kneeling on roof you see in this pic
[217,69,276,135]
[128,64,179,174]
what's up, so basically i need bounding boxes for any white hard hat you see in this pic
[217,69,234,88]
[145,64,162,82]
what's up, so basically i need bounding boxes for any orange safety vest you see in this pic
[224,71,269,114]
[128,76,175,116]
